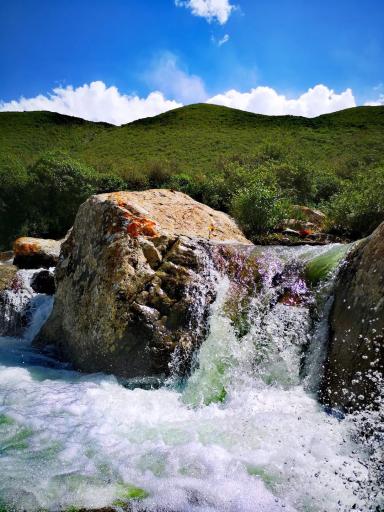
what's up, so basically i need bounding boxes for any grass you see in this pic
[1,104,384,177]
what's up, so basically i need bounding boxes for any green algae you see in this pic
[0,414,15,427]
[113,483,149,506]
[0,427,33,452]
[305,245,350,286]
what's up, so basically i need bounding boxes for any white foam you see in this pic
[0,246,381,511]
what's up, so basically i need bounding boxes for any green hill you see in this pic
[1,104,384,176]
[0,103,384,248]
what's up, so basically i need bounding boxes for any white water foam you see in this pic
[0,249,382,511]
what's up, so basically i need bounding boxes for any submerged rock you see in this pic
[322,222,384,411]
[35,189,251,378]
[13,237,61,269]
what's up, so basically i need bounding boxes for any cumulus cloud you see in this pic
[0,81,362,125]
[175,0,235,24]
[0,81,182,125]
[145,53,207,103]
[207,84,356,117]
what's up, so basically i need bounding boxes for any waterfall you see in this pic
[0,245,382,512]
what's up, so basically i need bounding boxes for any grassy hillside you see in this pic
[0,111,111,167]
[1,104,384,248]
[1,104,384,176]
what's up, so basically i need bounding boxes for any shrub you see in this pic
[26,152,98,238]
[146,161,173,188]
[230,182,292,237]
[94,173,127,193]
[328,167,384,237]
[274,161,316,203]
[0,156,30,248]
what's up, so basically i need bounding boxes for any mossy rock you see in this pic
[305,244,350,286]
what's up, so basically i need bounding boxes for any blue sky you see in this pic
[0,0,383,123]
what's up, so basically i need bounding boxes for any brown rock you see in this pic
[0,251,13,262]
[0,264,18,292]
[35,190,251,378]
[13,237,61,269]
[291,205,326,229]
[321,222,384,411]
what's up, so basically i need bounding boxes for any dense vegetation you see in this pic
[0,104,383,248]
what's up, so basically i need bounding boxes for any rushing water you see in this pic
[0,247,382,512]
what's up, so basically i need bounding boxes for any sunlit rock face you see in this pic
[322,221,384,411]
[35,190,252,378]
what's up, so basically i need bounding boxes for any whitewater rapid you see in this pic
[0,247,382,512]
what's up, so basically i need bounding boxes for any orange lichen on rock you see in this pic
[127,217,158,238]
[107,192,159,238]
[13,238,42,256]
[109,191,129,209]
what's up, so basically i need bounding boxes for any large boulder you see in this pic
[35,190,251,378]
[13,237,62,269]
[322,222,384,411]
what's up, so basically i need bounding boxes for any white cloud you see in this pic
[175,0,235,24]
[207,84,356,117]
[0,81,364,125]
[364,94,384,106]
[145,53,207,103]
[0,81,182,125]
[216,34,230,46]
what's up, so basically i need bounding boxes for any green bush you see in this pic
[230,182,292,237]
[0,156,30,248]
[328,166,384,237]
[94,173,127,193]
[146,161,174,188]
[26,152,98,238]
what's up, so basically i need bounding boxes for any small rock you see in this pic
[0,250,14,262]
[13,237,61,269]
[0,264,18,292]
[291,205,326,229]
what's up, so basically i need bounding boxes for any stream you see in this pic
[0,245,382,512]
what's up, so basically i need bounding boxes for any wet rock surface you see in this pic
[13,237,61,269]
[31,269,56,295]
[35,190,251,378]
[0,266,34,337]
[322,222,384,411]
